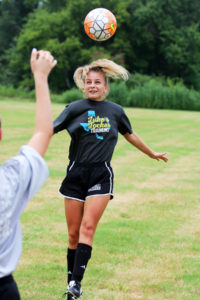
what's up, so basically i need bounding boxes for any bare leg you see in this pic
[79,195,110,246]
[65,195,110,297]
[64,198,84,249]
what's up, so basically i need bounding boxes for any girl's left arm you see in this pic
[124,132,168,162]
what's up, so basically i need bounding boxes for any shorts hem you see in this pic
[58,191,85,202]
[86,193,114,200]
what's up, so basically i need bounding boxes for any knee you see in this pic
[68,230,79,247]
[80,221,95,240]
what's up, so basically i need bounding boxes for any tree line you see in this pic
[0,0,200,93]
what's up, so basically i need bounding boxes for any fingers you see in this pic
[30,48,38,66]
[159,152,168,163]
[42,50,57,68]
[30,48,57,74]
[31,48,57,62]
[163,156,168,162]
[31,48,37,59]
[154,152,168,163]
[52,58,57,68]
[43,51,57,67]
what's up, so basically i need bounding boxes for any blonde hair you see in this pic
[73,59,129,91]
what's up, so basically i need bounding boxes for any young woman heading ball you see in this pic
[53,59,168,299]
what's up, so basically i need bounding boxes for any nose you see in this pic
[90,81,95,87]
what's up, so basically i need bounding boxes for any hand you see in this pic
[30,48,57,78]
[149,151,168,163]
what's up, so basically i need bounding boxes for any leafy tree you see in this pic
[42,0,68,12]
[125,0,200,89]
[0,0,39,54]
[0,0,39,84]
[2,0,200,91]
[7,0,123,91]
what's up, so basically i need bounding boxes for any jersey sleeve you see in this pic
[118,108,133,135]
[0,145,49,229]
[0,146,49,277]
[53,105,71,134]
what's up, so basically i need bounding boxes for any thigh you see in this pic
[80,195,110,233]
[64,198,84,232]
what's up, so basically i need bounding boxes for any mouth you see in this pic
[89,90,98,94]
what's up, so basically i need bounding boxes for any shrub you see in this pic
[127,80,200,111]
[127,73,184,89]
[0,84,35,99]
[52,88,83,103]
[108,81,130,106]
[126,73,153,89]
[1,75,200,111]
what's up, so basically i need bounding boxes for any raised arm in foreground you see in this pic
[28,49,57,157]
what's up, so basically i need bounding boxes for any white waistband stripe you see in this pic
[105,162,112,194]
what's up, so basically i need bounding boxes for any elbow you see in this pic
[49,127,54,138]
[36,126,53,140]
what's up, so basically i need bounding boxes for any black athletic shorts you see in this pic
[59,161,114,202]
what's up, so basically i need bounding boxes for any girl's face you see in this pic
[84,71,108,101]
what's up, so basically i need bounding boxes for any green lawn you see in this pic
[0,100,200,300]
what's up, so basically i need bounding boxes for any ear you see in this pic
[104,84,109,98]
[104,84,109,93]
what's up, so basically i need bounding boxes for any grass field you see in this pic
[0,99,200,300]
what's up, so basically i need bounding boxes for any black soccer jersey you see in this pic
[53,99,133,163]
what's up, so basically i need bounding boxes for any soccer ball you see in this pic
[84,8,117,41]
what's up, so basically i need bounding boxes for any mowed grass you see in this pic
[0,99,200,300]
